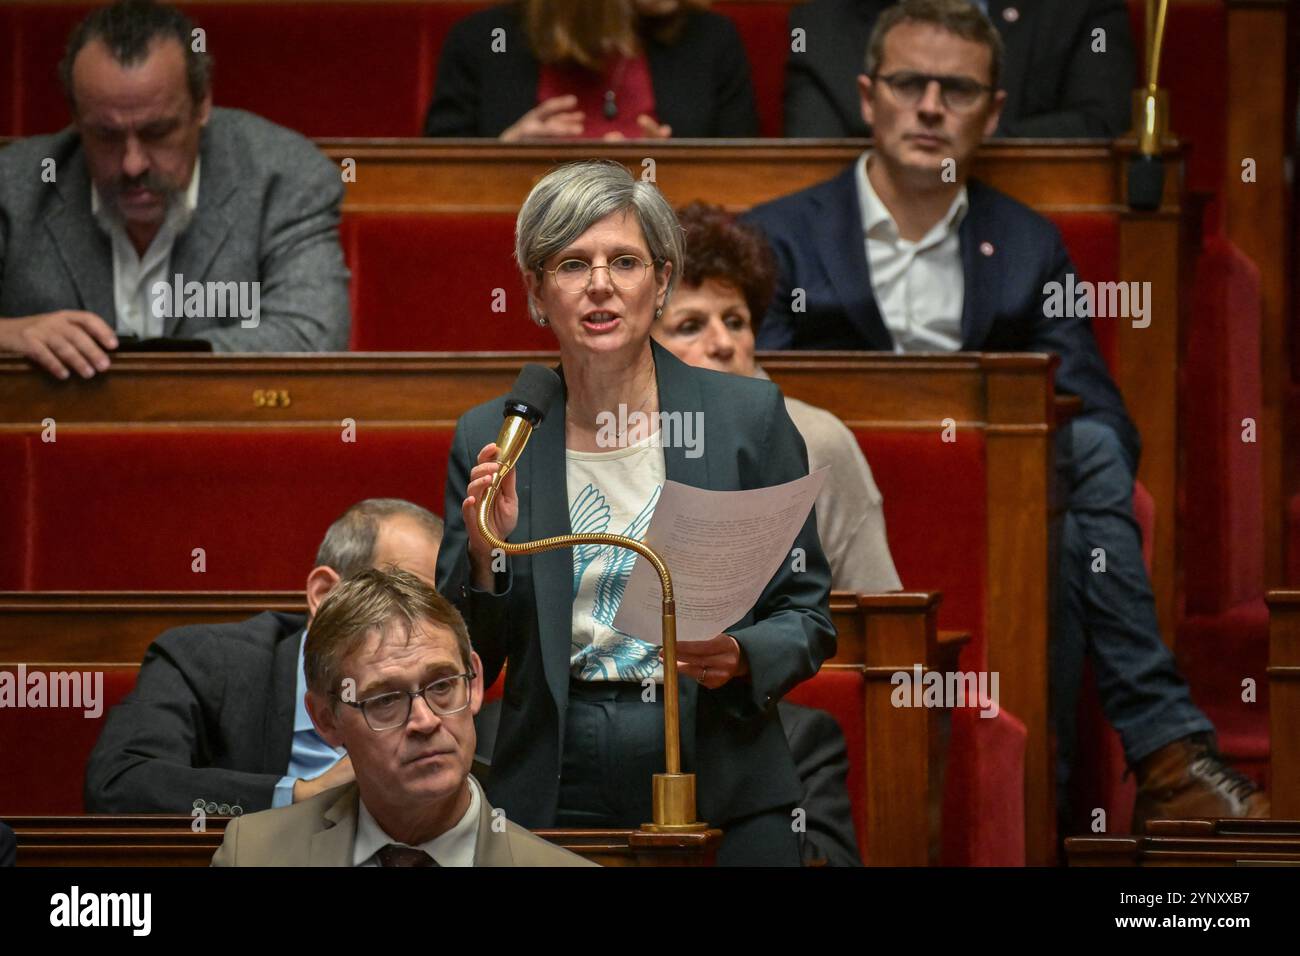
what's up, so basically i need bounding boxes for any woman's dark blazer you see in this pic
[435,341,835,828]
[424,2,760,137]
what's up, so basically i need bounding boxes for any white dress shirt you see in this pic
[353,775,482,867]
[856,152,967,353]
[91,158,201,339]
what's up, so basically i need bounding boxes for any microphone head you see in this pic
[503,364,563,426]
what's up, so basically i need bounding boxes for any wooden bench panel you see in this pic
[1066,829,1300,867]
[8,815,723,867]
[0,590,961,866]
[1266,590,1300,819]
[324,141,1182,214]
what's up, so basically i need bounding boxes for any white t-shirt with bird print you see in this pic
[566,436,666,683]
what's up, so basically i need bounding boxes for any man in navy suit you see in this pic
[784,0,1135,139]
[744,0,1268,831]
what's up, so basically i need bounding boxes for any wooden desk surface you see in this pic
[9,815,723,867]
[0,351,1059,429]
[322,140,1184,215]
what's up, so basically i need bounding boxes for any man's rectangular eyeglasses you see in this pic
[873,71,995,111]
[334,672,476,732]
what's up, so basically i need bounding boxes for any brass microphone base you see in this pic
[642,773,709,833]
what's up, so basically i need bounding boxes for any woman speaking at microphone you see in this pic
[435,160,834,866]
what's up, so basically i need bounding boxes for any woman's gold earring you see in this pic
[655,307,662,320]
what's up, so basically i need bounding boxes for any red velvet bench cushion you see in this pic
[0,664,137,814]
[15,427,451,590]
[343,213,555,352]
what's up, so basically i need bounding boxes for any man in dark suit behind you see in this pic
[84,499,443,815]
[785,0,1134,139]
[744,0,1268,832]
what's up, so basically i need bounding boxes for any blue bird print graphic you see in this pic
[569,482,663,681]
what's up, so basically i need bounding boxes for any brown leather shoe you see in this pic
[1131,733,1270,833]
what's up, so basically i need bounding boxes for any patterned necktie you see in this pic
[376,843,438,867]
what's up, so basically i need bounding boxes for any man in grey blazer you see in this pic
[0,0,350,380]
[213,568,594,867]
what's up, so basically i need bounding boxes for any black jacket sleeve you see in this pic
[780,701,863,866]
[998,0,1135,139]
[83,634,281,814]
[708,15,761,137]
[423,15,487,136]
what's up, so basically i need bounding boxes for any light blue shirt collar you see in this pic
[294,628,316,732]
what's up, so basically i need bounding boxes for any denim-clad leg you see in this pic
[1054,418,1213,770]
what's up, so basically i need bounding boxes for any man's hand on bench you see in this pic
[0,310,117,380]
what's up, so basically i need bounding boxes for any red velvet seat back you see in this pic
[342,209,1123,355]
[7,3,473,138]
[858,429,988,670]
[343,213,556,352]
[3,2,91,136]
[181,3,438,137]
[0,433,29,590]
[0,5,16,136]
[1181,237,1263,614]
[14,428,451,590]
[0,665,137,814]
[1049,212,1122,374]
[714,2,793,137]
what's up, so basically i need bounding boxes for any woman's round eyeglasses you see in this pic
[544,255,655,293]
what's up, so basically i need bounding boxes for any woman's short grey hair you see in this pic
[515,160,684,327]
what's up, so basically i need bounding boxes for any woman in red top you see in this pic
[424,0,759,139]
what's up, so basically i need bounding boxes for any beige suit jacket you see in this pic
[211,779,596,867]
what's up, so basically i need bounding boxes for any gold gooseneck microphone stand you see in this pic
[475,411,708,833]
[1134,0,1170,161]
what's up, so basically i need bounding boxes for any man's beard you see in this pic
[105,171,181,222]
